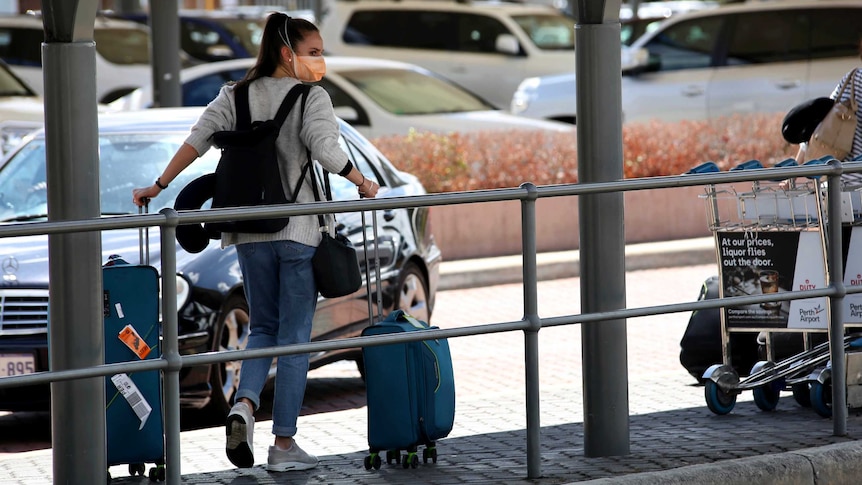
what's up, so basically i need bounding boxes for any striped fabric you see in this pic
[831,67,862,161]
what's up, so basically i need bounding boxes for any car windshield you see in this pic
[338,68,494,115]
[0,133,220,222]
[512,14,575,50]
[93,28,151,65]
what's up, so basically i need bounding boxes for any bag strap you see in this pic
[837,68,858,103]
[234,83,251,130]
[234,82,306,130]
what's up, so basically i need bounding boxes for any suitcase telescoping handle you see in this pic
[361,209,383,324]
[138,202,150,266]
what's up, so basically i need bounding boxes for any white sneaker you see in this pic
[225,402,254,468]
[266,442,319,472]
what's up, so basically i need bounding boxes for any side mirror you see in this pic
[621,47,649,76]
[495,34,520,55]
[333,106,359,123]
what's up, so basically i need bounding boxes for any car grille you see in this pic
[0,290,49,335]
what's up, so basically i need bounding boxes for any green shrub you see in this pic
[371,113,798,193]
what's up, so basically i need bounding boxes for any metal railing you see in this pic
[1,159,861,483]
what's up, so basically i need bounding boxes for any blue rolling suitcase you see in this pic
[361,309,455,469]
[103,239,166,480]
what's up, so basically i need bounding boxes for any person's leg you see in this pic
[225,241,281,468]
[267,240,318,471]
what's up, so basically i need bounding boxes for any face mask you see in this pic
[293,55,326,82]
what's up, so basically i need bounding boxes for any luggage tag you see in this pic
[110,373,152,430]
[118,323,152,360]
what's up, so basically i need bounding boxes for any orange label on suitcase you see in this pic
[118,324,151,359]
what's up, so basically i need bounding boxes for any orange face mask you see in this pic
[293,55,326,83]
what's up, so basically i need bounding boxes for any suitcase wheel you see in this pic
[148,464,166,482]
[401,452,419,469]
[128,463,146,477]
[423,446,438,464]
[364,453,382,470]
[386,449,401,465]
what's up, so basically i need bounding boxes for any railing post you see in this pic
[826,162,847,435]
[159,209,182,483]
[520,183,542,478]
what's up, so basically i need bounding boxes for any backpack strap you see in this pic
[234,83,251,130]
[274,83,311,128]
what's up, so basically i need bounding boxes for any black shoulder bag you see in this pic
[206,83,308,233]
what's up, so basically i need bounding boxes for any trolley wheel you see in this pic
[402,452,419,469]
[423,446,438,464]
[705,380,737,415]
[364,455,372,470]
[129,463,145,476]
[792,382,812,407]
[386,449,400,465]
[810,379,832,418]
[148,464,166,482]
[752,382,781,412]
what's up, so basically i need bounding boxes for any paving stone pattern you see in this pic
[1,264,860,484]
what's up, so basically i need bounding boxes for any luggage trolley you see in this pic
[689,158,862,417]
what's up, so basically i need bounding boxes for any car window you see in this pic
[314,78,371,126]
[330,135,378,201]
[644,16,723,71]
[455,13,511,53]
[0,27,43,67]
[344,11,454,50]
[216,18,264,57]
[337,68,493,115]
[182,19,235,61]
[809,8,862,61]
[512,14,575,50]
[182,69,246,106]
[724,11,809,65]
[93,28,151,65]
[0,61,33,96]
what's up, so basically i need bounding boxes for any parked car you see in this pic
[511,0,862,125]
[319,0,576,109]
[108,56,575,138]
[0,13,152,103]
[0,107,441,415]
[0,58,43,156]
[109,8,278,64]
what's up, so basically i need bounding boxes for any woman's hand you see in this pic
[358,177,379,198]
[132,184,161,207]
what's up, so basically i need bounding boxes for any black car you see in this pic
[0,107,440,415]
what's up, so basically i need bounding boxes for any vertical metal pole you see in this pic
[149,2,182,107]
[520,183,541,478]
[159,210,182,483]
[41,1,106,481]
[826,164,847,435]
[576,18,630,457]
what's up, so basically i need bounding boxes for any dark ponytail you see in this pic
[237,13,319,87]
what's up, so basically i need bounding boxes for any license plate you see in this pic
[0,354,36,377]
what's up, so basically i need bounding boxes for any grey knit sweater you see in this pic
[184,76,350,248]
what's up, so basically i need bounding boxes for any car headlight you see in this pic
[175,274,191,311]
[158,273,192,317]
[511,77,541,115]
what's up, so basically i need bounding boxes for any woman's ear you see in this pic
[280,45,292,62]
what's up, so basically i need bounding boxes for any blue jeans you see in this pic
[234,240,317,438]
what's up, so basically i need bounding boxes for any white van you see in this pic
[511,0,862,125]
[320,1,576,109]
[0,14,151,104]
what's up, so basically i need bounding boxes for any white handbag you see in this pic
[805,68,858,162]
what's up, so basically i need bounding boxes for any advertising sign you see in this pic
[717,230,827,329]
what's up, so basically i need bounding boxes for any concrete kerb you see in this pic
[438,237,717,290]
[573,440,862,485]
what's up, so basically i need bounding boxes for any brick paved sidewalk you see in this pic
[3,264,861,484]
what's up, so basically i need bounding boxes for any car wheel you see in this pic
[395,262,429,323]
[208,293,250,416]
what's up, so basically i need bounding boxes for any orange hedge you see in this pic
[370,113,798,194]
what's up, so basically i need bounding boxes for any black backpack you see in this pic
[206,82,310,233]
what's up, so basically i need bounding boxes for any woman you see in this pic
[132,13,378,472]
